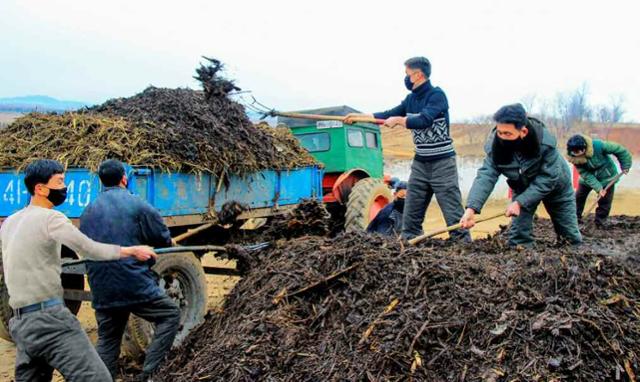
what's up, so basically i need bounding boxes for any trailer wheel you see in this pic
[60,246,85,317]
[122,252,207,359]
[345,178,393,232]
[0,247,83,342]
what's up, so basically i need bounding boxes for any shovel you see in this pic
[408,212,505,246]
[154,243,270,254]
[60,243,270,274]
[243,96,385,125]
[581,172,624,219]
[268,110,384,125]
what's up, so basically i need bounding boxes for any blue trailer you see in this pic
[0,165,323,351]
[0,165,323,225]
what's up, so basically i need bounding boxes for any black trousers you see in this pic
[95,295,181,378]
[575,183,615,224]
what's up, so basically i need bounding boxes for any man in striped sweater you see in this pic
[347,57,470,241]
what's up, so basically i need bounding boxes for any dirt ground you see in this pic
[0,113,21,128]
[0,256,239,382]
[380,123,640,160]
[0,191,638,381]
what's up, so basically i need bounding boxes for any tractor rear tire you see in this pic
[122,252,207,359]
[0,247,84,342]
[345,178,392,232]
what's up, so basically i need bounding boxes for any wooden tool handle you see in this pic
[581,172,624,218]
[172,223,214,243]
[274,111,385,125]
[408,212,505,246]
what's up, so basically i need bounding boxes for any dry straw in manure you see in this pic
[0,57,317,174]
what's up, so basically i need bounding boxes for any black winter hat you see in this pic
[567,135,587,151]
[493,103,527,128]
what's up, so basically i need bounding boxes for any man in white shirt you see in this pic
[0,159,156,382]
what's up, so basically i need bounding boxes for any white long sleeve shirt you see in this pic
[0,205,120,309]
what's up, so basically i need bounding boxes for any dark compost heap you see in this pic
[157,216,640,381]
[0,58,316,173]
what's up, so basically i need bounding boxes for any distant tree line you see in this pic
[463,83,630,140]
[519,83,627,133]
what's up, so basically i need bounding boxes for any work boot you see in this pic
[595,220,609,229]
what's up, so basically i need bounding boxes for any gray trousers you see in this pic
[95,295,181,378]
[402,156,471,241]
[9,305,111,382]
[511,184,583,247]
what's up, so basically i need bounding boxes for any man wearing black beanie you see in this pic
[460,104,582,247]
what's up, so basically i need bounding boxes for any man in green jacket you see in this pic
[460,104,582,247]
[566,134,632,227]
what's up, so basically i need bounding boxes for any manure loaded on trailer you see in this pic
[0,59,397,359]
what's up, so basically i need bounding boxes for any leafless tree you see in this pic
[608,94,625,123]
[464,114,492,145]
[553,92,569,135]
[596,94,626,139]
[553,83,593,134]
[597,106,612,124]
[568,83,592,124]
[520,93,537,115]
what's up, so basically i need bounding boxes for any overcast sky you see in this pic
[1,0,639,121]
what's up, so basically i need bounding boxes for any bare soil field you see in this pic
[382,123,640,160]
[0,113,21,128]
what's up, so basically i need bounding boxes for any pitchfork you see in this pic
[242,96,386,125]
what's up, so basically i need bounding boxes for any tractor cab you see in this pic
[283,106,384,179]
[280,106,392,231]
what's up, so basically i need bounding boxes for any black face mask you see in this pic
[46,187,68,206]
[404,75,414,91]
[498,137,523,151]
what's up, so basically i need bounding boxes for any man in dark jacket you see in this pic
[346,56,470,242]
[566,134,632,226]
[367,181,407,236]
[460,104,582,247]
[80,160,180,381]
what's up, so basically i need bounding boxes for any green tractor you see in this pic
[281,106,393,231]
